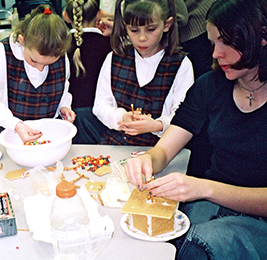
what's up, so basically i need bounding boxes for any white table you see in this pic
[0,144,190,260]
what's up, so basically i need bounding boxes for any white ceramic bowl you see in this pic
[0,118,77,168]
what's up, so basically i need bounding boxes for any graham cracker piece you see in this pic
[121,189,177,219]
[94,165,110,176]
[5,168,28,180]
[85,180,106,193]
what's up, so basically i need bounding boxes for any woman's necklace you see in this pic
[237,81,267,107]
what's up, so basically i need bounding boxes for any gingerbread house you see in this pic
[121,189,178,236]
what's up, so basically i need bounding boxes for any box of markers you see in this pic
[0,192,17,237]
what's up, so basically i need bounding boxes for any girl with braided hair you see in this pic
[0,4,75,143]
[63,0,111,144]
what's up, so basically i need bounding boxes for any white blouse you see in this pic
[93,49,194,137]
[0,35,72,131]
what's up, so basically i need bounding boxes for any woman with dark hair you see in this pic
[124,0,267,259]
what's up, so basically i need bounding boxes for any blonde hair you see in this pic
[13,4,71,57]
[65,0,100,77]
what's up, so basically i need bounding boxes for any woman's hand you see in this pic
[146,172,207,202]
[15,122,43,143]
[60,107,76,123]
[124,154,154,189]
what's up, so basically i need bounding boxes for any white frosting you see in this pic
[162,202,169,206]
[147,215,152,236]
[146,198,155,204]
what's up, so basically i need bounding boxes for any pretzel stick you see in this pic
[64,166,80,171]
[17,228,30,232]
[146,176,155,184]
[146,177,155,202]
[75,171,90,179]
[97,185,104,206]
[97,194,104,206]
[131,103,135,121]
[70,175,84,183]
[60,173,66,182]
[131,103,135,114]
[90,194,97,201]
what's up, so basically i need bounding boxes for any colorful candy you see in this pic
[23,140,51,146]
[71,155,111,172]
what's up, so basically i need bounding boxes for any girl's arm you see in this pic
[0,42,22,131]
[93,52,127,129]
[152,56,194,137]
[57,54,74,120]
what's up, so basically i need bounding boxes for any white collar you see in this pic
[70,27,103,35]
[9,34,24,61]
[9,33,48,88]
[134,48,165,61]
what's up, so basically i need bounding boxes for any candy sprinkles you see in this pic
[71,155,111,172]
[23,140,51,145]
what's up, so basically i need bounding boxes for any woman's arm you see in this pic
[207,181,267,217]
[148,173,267,218]
[125,125,193,189]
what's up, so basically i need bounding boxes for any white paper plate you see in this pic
[120,210,190,242]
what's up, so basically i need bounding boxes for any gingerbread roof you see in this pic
[121,189,177,219]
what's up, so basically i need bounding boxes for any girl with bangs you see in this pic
[89,0,194,146]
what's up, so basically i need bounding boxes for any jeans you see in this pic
[170,200,267,260]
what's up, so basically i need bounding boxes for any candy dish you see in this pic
[120,210,190,242]
[0,118,77,168]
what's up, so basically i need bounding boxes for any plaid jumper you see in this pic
[3,39,65,121]
[101,48,185,146]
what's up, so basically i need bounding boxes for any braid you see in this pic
[73,0,86,77]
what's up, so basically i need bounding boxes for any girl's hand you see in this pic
[15,122,43,143]
[146,172,207,202]
[96,10,114,37]
[60,107,76,123]
[121,110,142,122]
[97,18,114,37]
[124,154,153,189]
[118,114,163,135]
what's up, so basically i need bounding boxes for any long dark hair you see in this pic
[207,0,267,82]
[111,0,178,56]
